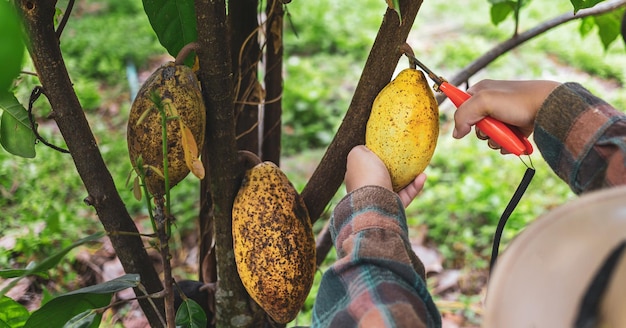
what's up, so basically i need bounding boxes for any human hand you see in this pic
[453,79,561,152]
[345,145,426,208]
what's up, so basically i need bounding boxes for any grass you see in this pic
[1,0,624,326]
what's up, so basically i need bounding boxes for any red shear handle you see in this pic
[476,117,533,156]
[440,82,471,108]
[439,82,533,156]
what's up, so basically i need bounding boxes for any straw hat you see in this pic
[483,185,626,328]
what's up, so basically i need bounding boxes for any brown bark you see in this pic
[14,0,165,326]
[230,0,261,154]
[302,0,424,224]
[198,0,263,288]
[194,0,261,326]
[262,0,284,164]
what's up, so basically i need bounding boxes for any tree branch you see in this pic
[13,1,165,326]
[230,0,261,154]
[436,0,626,104]
[301,0,424,224]
[262,0,284,164]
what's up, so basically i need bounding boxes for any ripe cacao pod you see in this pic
[127,61,205,196]
[232,161,316,324]
[366,68,439,192]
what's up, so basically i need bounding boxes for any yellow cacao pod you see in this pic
[127,61,205,196]
[232,161,316,324]
[366,68,439,192]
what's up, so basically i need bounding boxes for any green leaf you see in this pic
[490,2,515,26]
[0,268,47,279]
[0,2,25,92]
[593,9,624,50]
[578,16,596,37]
[570,0,605,14]
[24,295,109,328]
[175,299,208,328]
[62,274,140,297]
[0,92,36,158]
[63,310,101,328]
[0,232,105,295]
[28,232,105,275]
[0,296,30,328]
[142,0,197,66]
[24,274,140,328]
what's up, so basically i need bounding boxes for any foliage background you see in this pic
[1,0,625,326]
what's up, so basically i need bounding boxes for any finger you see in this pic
[475,127,488,140]
[399,173,427,208]
[453,96,488,139]
[483,138,513,155]
[345,145,392,192]
[487,138,501,150]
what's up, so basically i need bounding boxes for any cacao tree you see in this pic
[1,0,625,327]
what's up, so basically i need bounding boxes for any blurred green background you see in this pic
[1,0,625,326]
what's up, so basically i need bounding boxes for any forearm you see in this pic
[312,186,441,328]
[534,82,626,194]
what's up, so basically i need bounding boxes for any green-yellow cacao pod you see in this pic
[127,61,205,196]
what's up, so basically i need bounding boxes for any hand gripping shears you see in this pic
[406,55,533,156]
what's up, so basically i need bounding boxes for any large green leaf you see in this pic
[0,2,25,92]
[0,92,36,158]
[175,299,208,328]
[142,0,197,66]
[24,274,140,328]
[0,296,30,328]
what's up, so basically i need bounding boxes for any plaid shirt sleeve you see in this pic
[311,185,441,328]
[534,82,626,194]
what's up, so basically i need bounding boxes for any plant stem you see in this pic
[155,198,175,328]
[136,161,157,232]
[159,103,171,221]
[154,93,176,327]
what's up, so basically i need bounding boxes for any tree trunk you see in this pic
[194,0,262,326]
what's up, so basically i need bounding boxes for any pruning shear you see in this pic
[406,55,533,156]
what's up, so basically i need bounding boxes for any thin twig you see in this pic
[20,71,38,77]
[55,0,75,39]
[315,219,332,267]
[27,86,70,153]
[136,283,167,327]
[155,198,176,328]
[174,42,200,66]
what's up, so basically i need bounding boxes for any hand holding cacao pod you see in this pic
[366,68,439,192]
